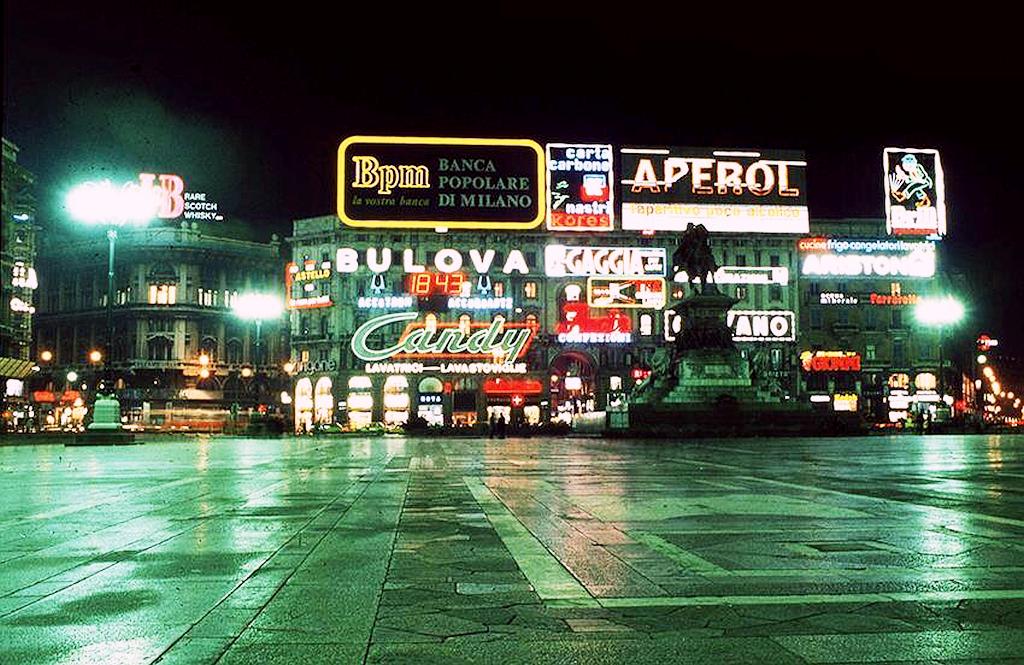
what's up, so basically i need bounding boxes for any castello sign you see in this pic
[338,136,545,230]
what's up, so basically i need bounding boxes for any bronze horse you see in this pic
[672,223,719,291]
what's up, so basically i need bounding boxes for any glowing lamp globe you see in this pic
[66,180,159,226]
[914,297,964,326]
[233,293,284,321]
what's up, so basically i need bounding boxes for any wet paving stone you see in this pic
[0,433,1022,663]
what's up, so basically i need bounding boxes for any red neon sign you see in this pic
[554,302,632,334]
[801,351,861,372]
[483,377,543,395]
[285,261,333,309]
[797,236,828,252]
[406,272,467,296]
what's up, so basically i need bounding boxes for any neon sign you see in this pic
[800,351,861,372]
[820,292,859,305]
[285,260,333,309]
[555,302,632,344]
[587,277,666,309]
[546,143,614,231]
[799,237,936,278]
[335,247,532,275]
[675,265,789,285]
[483,377,543,395]
[11,262,37,290]
[545,245,666,277]
[727,310,795,342]
[448,297,513,310]
[884,148,946,238]
[619,148,809,233]
[338,136,545,230]
[351,312,535,364]
[357,296,414,309]
[406,272,467,297]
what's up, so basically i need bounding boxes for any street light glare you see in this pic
[233,293,284,321]
[66,371,79,383]
[66,180,158,225]
[914,296,965,326]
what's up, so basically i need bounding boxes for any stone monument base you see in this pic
[68,431,139,446]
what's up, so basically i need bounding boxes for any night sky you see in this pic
[4,4,1022,346]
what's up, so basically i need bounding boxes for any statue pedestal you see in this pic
[69,394,138,446]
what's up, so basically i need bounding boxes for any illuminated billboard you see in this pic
[587,277,666,309]
[883,148,946,238]
[798,237,936,279]
[337,136,545,229]
[726,310,796,342]
[546,143,614,231]
[800,351,861,372]
[545,245,666,277]
[674,265,789,285]
[285,260,332,309]
[619,148,809,233]
[351,312,535,374]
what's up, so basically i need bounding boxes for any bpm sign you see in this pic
[545,245,666,277]
[587,277,666,309]
[727,310,795,342]
[798,237,936,278]
[884,148,946,238]
[546,143,614,231]
[338,136,545,229]
[619,148,809,233]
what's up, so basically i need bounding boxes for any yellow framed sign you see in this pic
[338,136,545,230]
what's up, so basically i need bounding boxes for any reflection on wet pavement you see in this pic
[1,434,1022,663]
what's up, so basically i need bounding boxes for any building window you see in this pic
[639,314,653,336]
[524,281,538,299]
[736,286,748,301]
[226,339,243,364]
[866,344,876,361]
[891,309,903,328]
[769,285,782,302]
[735,255,747,267]
[147,337,173,361]
[525,312,539,330]
[893,339,905,365]
[149,284,177,305]
[494,281,505,297]
[458,314,471,336]
[865,308,876,330]
[770,348,782,369]
[810,309,822,330]
[837,308,849,324]
[770,255,780,267]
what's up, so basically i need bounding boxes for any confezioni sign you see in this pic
[546,143,614,231]
[587,277,666,309]
[674,265,789,285]
[337,136,545,229]
[335,247,532,275]
[351,312,535,374]
[726,310,795,342]
[800,351,861,372]
[555,303,632,344]
[285,260,332,309]
[883,148,946,238]
[619,148,809,233]
[545,245,666,277]
[798,237,936,278]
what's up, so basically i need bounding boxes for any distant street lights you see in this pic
[914,296,965,408]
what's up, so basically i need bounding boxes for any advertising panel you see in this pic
[351,312,535,374]
[798,237,936,279]
[674,265,789,285]
[619,148,809,233]
[285,260,332,309]
[726,310,796,342]
[587,277,666,309]
[545,245,666,277]
[546,143,614,231]
[338,136,545,229]
[883,148,946,238]
[800,351,861,372]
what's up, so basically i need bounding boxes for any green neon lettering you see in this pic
[350,311,418,362]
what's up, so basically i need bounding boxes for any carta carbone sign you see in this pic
[351,312,535,363]
[338,136,545,229]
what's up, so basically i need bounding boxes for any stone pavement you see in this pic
[0,434,1022,664]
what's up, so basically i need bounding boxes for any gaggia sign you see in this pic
[338,136,545,229]
[545,245,666,277]
[800,351,861,372]
[619,147,809,233]
[546,143,614,231]
[883,148,946,238]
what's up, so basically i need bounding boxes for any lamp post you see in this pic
[914,296,965,413]
[232,293,284,368]
[66,178,158,426]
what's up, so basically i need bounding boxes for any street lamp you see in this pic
[232,293,284,368]
[914,296,965,409]
[66,179,157,405]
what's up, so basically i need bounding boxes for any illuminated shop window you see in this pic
[313,377,334,425]
[149,284,177,305]
[524,281,538,299]
[640,314,653,336]
[295,377,314,432]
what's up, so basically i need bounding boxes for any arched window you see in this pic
[313,377,334,424]
[147,263,179,305]
[458,314,471,336]
[424,313,438,334]
[525,312,539,330]
[147,337,173,361]
[225,339,243,364]
[201,336,218,362]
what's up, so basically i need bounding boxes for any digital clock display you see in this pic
[406,272,467,296]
